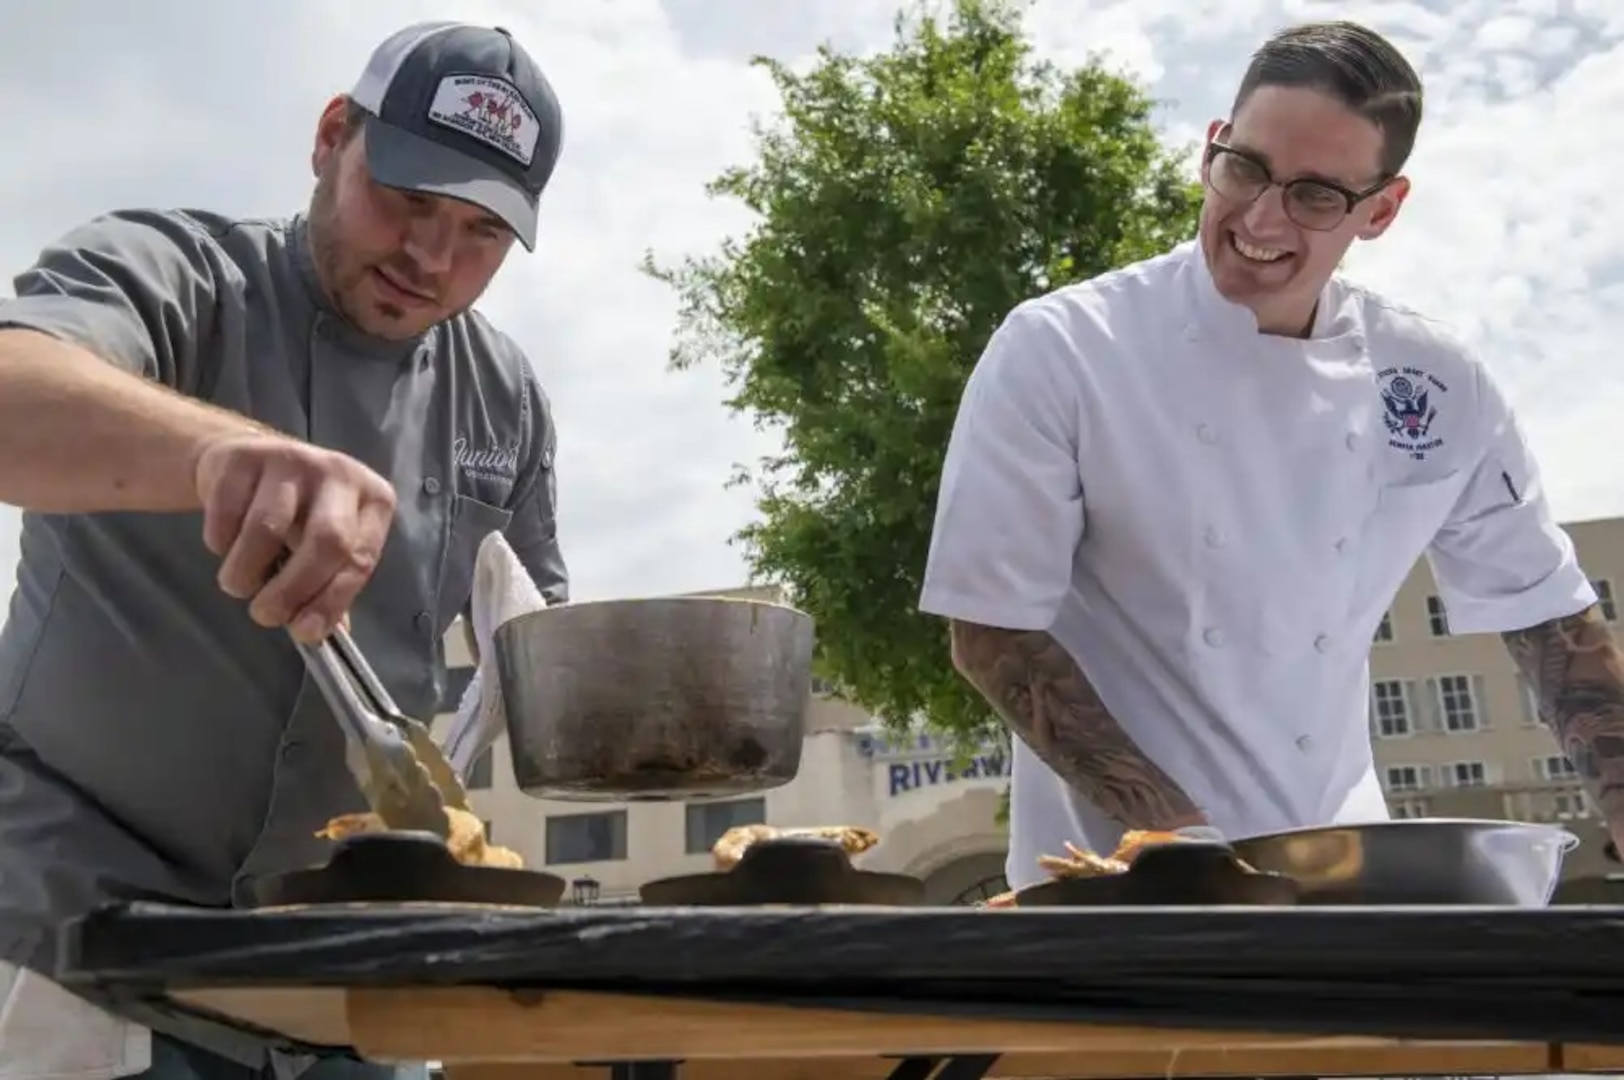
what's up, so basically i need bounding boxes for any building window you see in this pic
[1373,612,1393,643]
[1534,754,1577,782]
[684,797,767,855]
[1390,797,1429,819]
[1425,595,1449,637]
[1519,677,1544,727]
[1370,679,1411,738]
[1594,579,1617,622]
[1384,764,1430,793]
[545,810,629,865]
[465,748,494,790]
[1436,674,1478,733]
[1553,791,1592,819]
[1444,761,1487,788]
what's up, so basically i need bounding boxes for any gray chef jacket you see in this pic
[0,208,568,1047]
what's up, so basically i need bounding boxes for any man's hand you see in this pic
[193,434,396,643]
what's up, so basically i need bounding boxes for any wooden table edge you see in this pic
[165,985,1575,1075]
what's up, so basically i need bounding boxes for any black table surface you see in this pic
[57,902,1624,1053]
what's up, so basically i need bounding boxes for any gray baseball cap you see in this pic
[348,22,564,251]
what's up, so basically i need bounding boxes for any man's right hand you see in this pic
[193,434,397,643]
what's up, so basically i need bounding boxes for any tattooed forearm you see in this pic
[1502,604,1624,820]
[948,619,1205,830]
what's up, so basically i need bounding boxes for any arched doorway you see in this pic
[920,850,1009,905]
[950,873,1011,906]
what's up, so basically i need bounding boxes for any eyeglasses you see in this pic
[1203,140,1394,232]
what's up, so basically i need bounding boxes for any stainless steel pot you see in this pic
[492,596,815,800]
[1228,819,1580,907]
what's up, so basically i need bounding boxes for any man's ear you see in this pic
[311,94,352,177]
[1356,175,1411,241]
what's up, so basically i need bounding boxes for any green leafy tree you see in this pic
[645,0,1201,750]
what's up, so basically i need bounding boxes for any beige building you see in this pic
[434,516,1624,901]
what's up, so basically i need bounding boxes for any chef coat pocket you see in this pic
[1373,474,1460,540]
[435,495,514,630]
[1348,474,1462,623]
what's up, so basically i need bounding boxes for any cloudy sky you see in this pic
[0,0,1619,604]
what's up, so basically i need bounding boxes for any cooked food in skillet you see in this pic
[710,823,881,870]
[316,806,525,869]
[979,829,1256,907]
[1038,829,1199,879]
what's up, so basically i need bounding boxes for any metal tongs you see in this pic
[293,625,471,839]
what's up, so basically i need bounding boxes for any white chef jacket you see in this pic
[919,241,1596,891]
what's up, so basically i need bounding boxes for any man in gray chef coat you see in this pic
[0,21,568,1080]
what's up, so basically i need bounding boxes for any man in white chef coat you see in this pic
[919,19,1624,891]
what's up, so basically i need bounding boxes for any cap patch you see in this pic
[426,74,540,167]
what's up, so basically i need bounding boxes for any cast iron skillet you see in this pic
[1013,840,1300,907]
[247,831,566,908]
[640,836,925,906]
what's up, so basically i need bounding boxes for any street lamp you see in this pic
[571,876,600,906]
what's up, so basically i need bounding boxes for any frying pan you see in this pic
[1229,819,1578,906]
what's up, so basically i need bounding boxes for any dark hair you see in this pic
[1233,21,1423,176]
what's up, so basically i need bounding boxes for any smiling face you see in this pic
[1198,84,1410,337]
[306,97,516,341]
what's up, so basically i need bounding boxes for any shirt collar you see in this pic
[1181,240,1367,361]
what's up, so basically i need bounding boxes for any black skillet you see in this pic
[247,830,567,908]
[1013,839,1301,907]
[640,835,925,906]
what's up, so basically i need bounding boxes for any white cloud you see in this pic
[1,0,1622,610]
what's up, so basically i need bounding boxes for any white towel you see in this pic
[442,531,550,777]
[0,961,150,1080]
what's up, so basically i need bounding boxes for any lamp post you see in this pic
[571,875,600,906]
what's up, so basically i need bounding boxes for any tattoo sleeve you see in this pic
[948,619,1206,830]
[1502,604,1624,821]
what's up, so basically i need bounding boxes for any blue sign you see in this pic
[887,752,1007,796]
[855,730,951,759]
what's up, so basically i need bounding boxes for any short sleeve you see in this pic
[1426,364,1595,634]
[918,299,1085,631]
[0,209,222,391]
[502,367,570,606]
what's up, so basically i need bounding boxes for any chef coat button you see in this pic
[1334,537,1348,555]
[422,476,442,496]
[1203,627,1225,648]
[1314,634,1331,653]
[414,610,433,635]
[1197,424,1219,445]
[1345,432,1359,451]
[1295,735,1313,752]
[1204,526,1225,548]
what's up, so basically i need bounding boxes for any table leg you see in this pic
[933,1056,1000,1080]
[606,1062,682,1080]
[880,1053,1000,1080]
[880,1059,939,1080]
